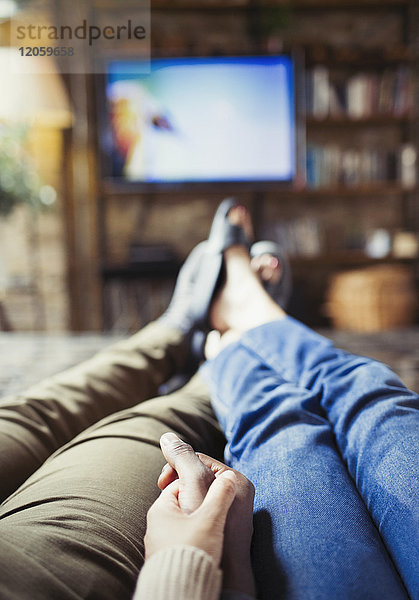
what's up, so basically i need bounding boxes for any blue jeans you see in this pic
[200,317,419,600]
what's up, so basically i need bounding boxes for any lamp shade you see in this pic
[0,47,73,128]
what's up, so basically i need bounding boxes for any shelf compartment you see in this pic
[306,115,417,126]
[289,253,417,266]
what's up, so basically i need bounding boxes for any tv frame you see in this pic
[96,51,305,194]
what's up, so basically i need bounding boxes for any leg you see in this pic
[0,235,213,503]
[201,246,415,599]
[0,322,189,503]
[247,316,419,598]
[0,202,273,598]
[0,374,225,599]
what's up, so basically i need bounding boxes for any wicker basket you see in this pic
[327,265,417,332]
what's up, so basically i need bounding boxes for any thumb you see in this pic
[160,432,215,513]
[198,470,237,525]
[160,432,199,471]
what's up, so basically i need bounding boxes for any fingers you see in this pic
[150,479,181,514]
[159,452,230,492]
[157,463,178,490]
[160,433,210,479]
[197,453,255,503]
[160,433,215,513]
[198,470,237,524]
[160,432,198,468]
[196,453,230,476]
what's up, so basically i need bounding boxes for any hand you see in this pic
[157,433,256,596]
[145,461,236,567]
[195,453,255,596]
[158,432,216,514]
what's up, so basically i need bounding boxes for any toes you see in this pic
[251,254,282,284]
[228,205,254,240]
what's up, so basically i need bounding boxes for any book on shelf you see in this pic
[266,217,322,258]
[306,65,415,119]
[310,65,329,119]
[305,144,412,188]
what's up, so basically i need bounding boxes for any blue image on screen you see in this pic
[106,56,295,184]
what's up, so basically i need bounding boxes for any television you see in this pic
[101,55,296,189]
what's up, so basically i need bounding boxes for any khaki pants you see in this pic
[0,323,225,599]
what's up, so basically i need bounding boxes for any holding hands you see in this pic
[143,432,256,597]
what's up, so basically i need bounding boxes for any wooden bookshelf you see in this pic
[150,0,412,10]
[304,44,415,68]
[289,254,417,267]
[93,0,418,330]
[306,116,417,127]
[294,185,417,197]
[100,181,417,199]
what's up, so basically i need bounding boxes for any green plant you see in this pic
[0,124,44,217]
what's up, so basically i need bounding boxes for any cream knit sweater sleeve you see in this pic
[133,545,222,600]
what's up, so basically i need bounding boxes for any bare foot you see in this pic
[228,204,254,241]
[209,207,286,336]
[205,251,283,359]
[251,253,282,285]
[225,205,281,286]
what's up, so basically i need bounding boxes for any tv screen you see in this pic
[103,56,296,186]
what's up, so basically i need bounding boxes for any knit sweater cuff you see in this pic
[133,545,222,600]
